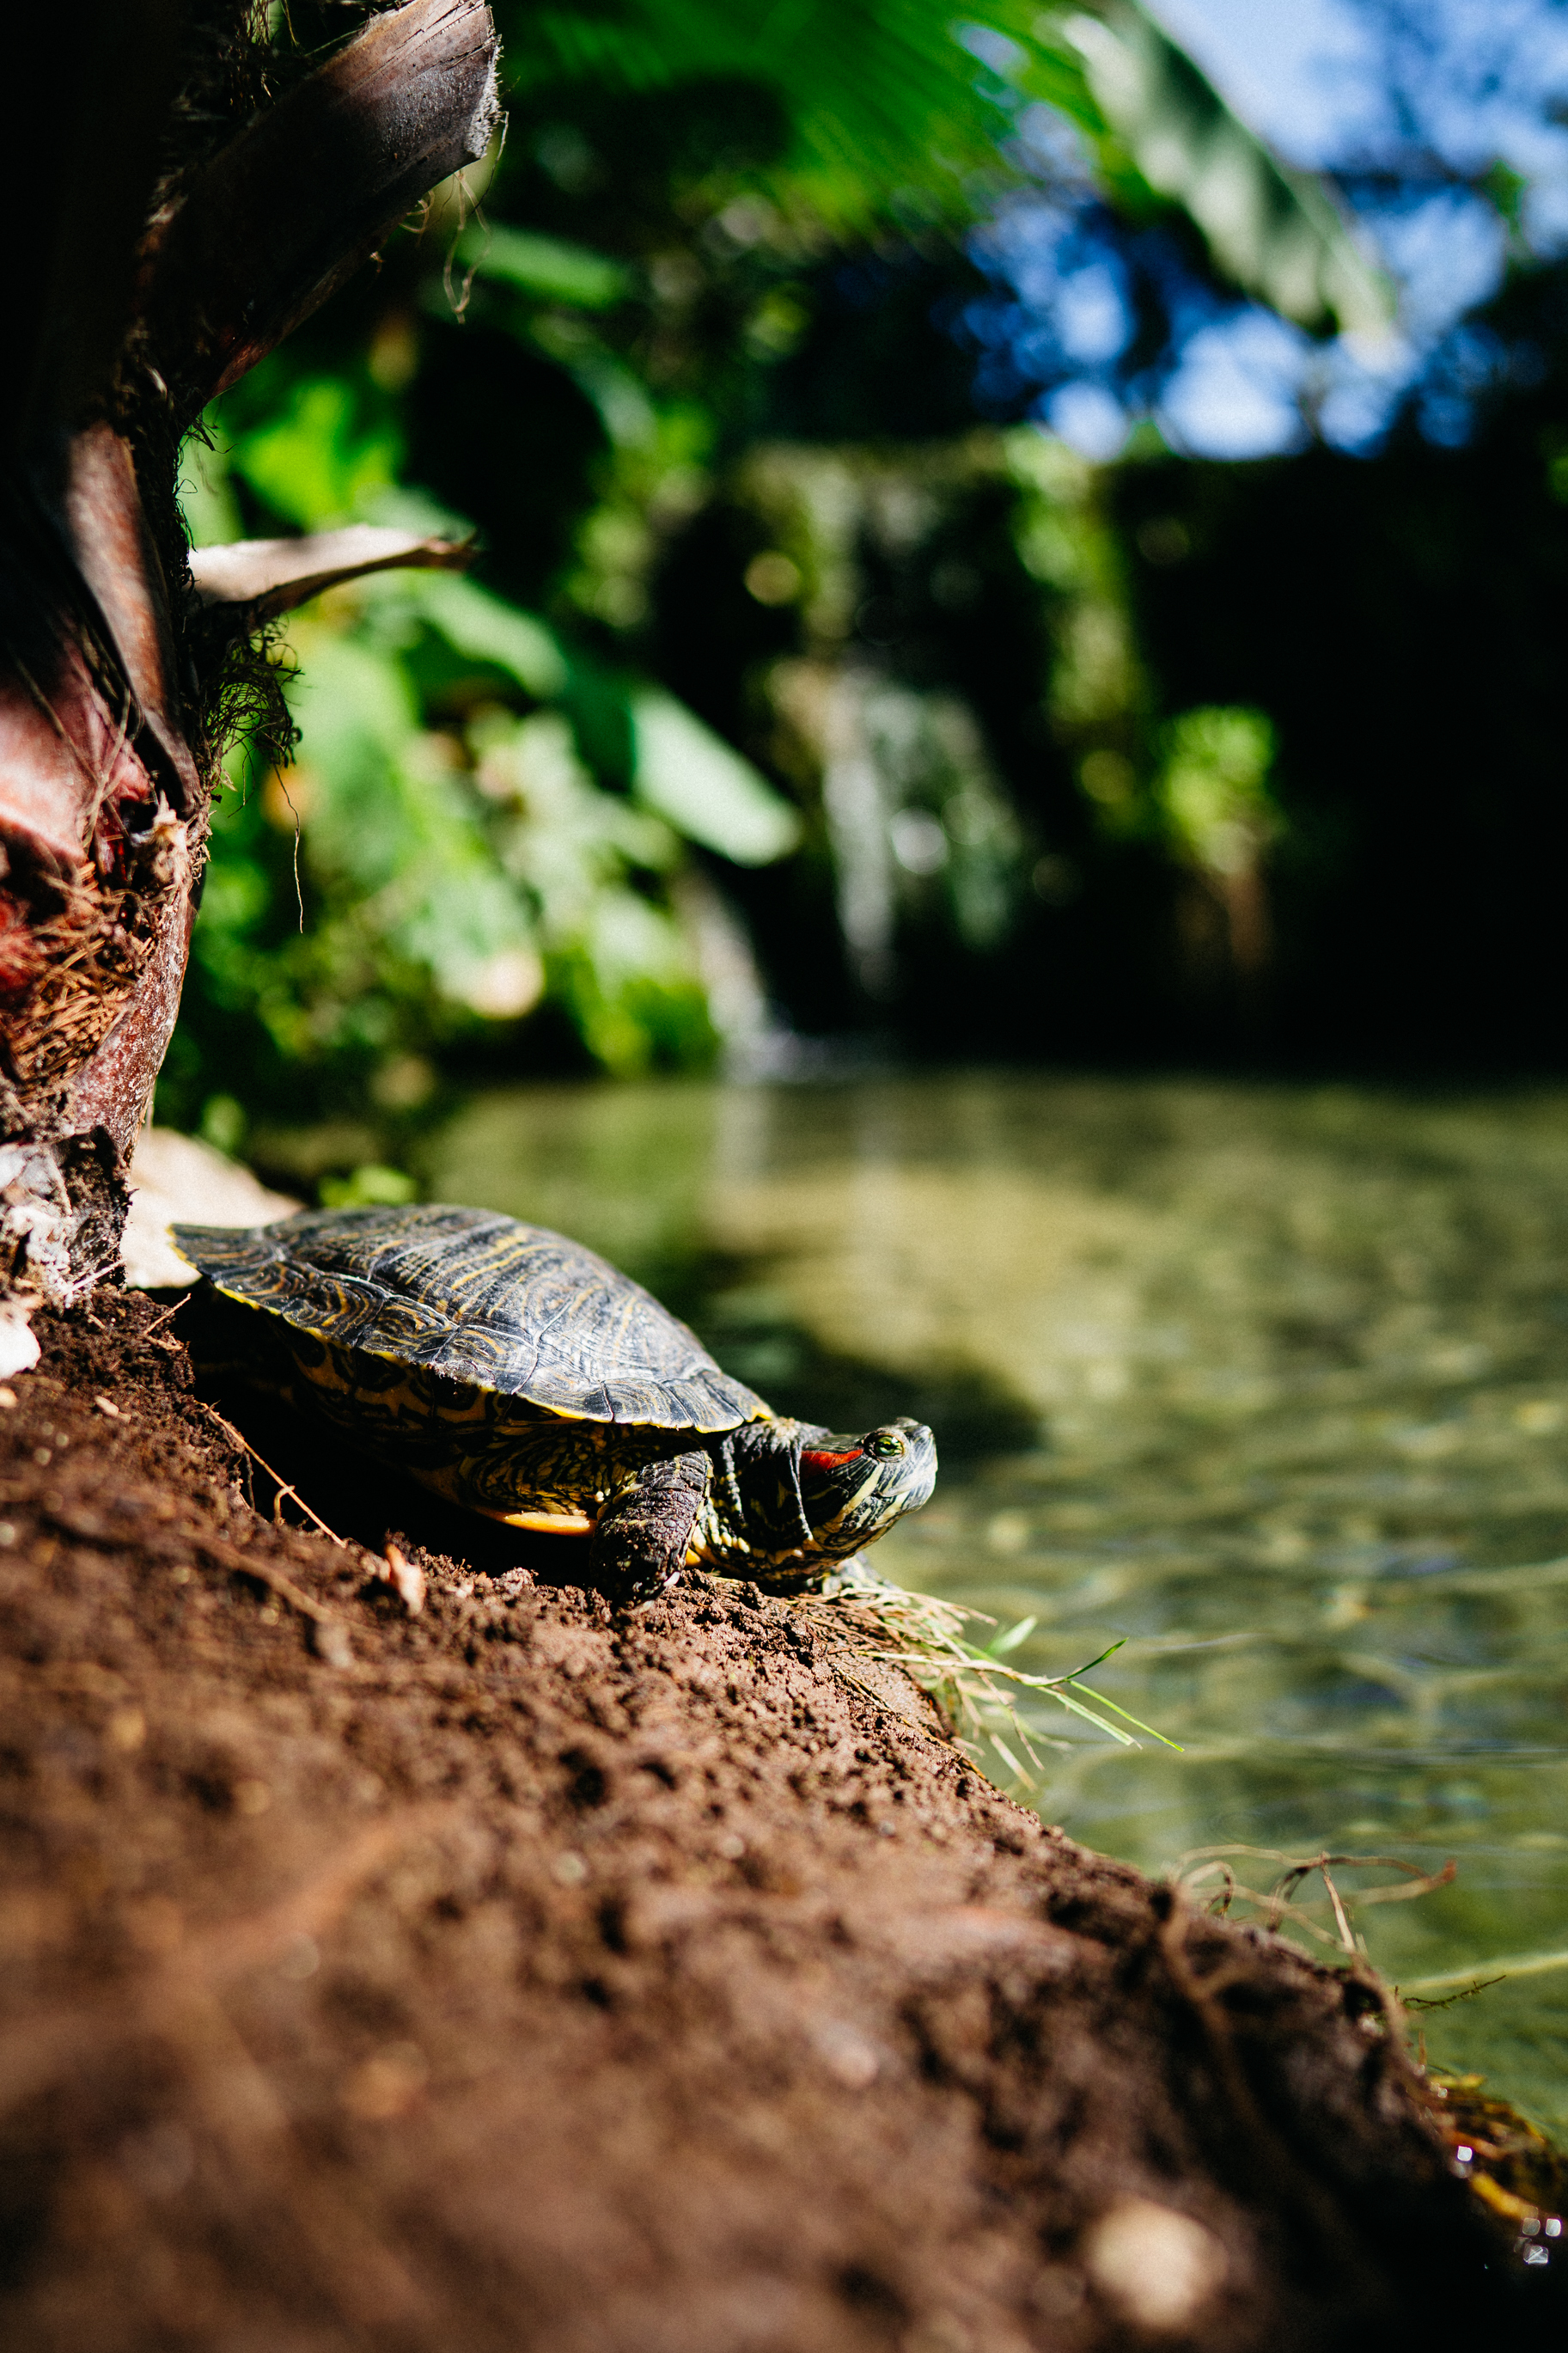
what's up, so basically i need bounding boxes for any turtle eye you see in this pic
[864,1429,906,1458]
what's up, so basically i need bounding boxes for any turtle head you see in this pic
[794,1416,937,1563]
[722,1415,937,1582]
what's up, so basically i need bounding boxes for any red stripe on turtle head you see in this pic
[800,1446,864,1470]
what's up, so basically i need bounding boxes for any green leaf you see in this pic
[556,348,659,449]
[319,1164,419,1208]
[461,221,633,309]
[497,0,1391,334]
[1064,1678,1184,1750]
[406,571,569,700]
[286,632,423,862]
[631,691,801,865]
[501,0,1041,229]
[1156,705,1277,877]
[227,376,403,529]
[1040,1684,1139,1744]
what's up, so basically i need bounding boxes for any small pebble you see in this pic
[1083,2198,1228,2332]
[0,1387,15,1409]
[812,2020,880,2089]
[342,2043,428,2121]
[312,1620,353,1668]
[94,1395,121,1419]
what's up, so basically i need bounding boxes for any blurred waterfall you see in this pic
[671,866,798,1077]
[820,669,899,1002]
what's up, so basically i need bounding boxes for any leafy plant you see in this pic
[168,388,797,1147]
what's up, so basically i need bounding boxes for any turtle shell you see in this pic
[172,1204,772,1433]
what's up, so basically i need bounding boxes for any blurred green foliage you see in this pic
[1156,707,1277,879]
[160,0,1396,1190]
[165,301,800,1152]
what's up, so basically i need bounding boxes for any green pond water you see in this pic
[424,1071,1568,2130]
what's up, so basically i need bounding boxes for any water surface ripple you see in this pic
[429,1073,1568,2127]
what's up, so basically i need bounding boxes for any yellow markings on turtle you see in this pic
[690,1490,745,1565]
[808,1464,884,1543]
[475,1506,596,1536]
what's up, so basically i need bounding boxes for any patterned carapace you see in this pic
[174,1205,937,1602]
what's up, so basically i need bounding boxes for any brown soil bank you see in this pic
[0,1295,1559,2351]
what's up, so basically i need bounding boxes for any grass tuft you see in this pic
[787,1571,1180,1788]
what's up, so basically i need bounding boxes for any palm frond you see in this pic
[501,0,1026,230]
[1056,3,1389,333]
[497,0,1390,332]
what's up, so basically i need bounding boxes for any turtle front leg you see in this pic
[592,1449,710,1604]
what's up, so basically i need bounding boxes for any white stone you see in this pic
[1082,2196,1229,2332]
[0,1305,40,1378]
[120,1128,300,1290]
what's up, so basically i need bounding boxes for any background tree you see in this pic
[0,0,498,1366]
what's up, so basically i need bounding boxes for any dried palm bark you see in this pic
[0,0,497,1372]
[188,523,475,620]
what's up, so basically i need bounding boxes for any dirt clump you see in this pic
[0,1292,1559,2350]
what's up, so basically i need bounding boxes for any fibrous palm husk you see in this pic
[0,0,496,1372]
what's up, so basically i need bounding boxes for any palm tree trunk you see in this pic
[0,0,497,1372]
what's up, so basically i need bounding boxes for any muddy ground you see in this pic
[0,1291,1561,2351]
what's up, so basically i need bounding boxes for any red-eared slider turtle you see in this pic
[173,1204,937,1601]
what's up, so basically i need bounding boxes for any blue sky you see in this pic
[1155,0,1384,165]
[1164,0,1568,211]
[986,0,1568,459]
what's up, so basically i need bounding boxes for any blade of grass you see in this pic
[988,1731,1034,1784]
[1064,1678,1185,1750]
[1034,1684,1139,1744]
[1050,1637,1126,1675]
